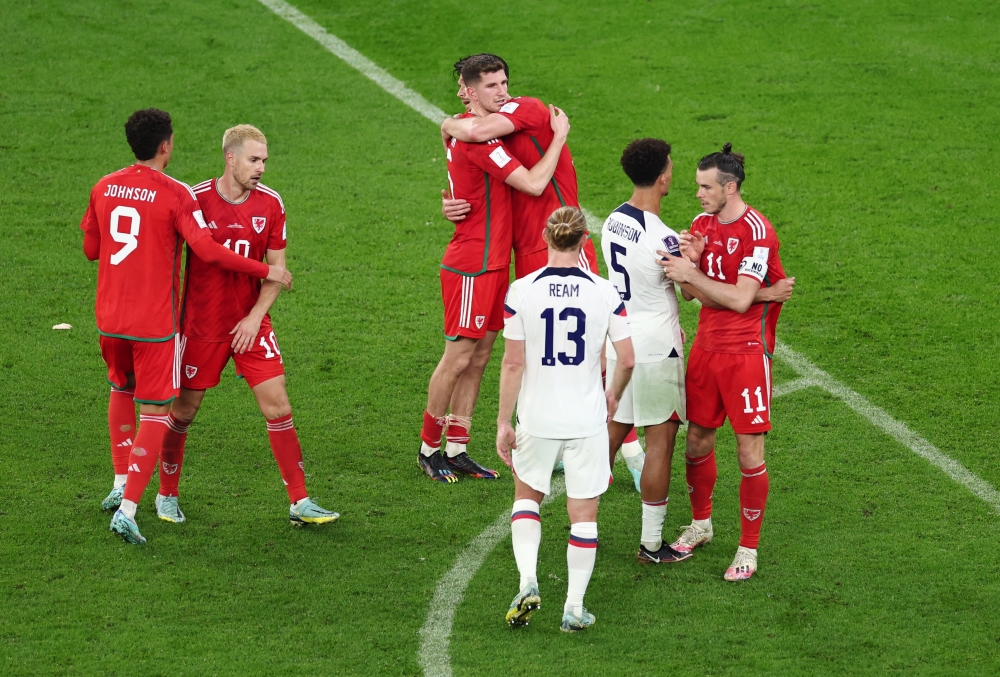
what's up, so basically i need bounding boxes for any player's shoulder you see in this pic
[149,170,198,202]
[191,178,214,195]
[742,205,776,242]
[255,183,286,214]
[691,211,714,229]
[498,95,543,116]
[606,202,645,230]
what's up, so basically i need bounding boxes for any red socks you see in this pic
[108,389,136,475]
[445,414,470,445]
[158,413,190,498]
[421,410,446,449]
[122,413,170,504]
[623,427,639,444]
[739,463,769,548]
[686,449,717,521]
[266,414,308,503]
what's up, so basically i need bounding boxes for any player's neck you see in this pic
[134,157,167,172]
[547,248,581,268]
[627,187,664,216]
[717,196,747,224]
[217,173,251,204]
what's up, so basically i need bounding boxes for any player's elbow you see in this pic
[619,355,636,371]
[524,180,546,196]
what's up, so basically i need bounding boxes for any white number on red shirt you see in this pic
[705,252,726,280]
[109,205,141,265]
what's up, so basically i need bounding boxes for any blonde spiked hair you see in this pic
[222,124,267,154]
[544,206,588,251]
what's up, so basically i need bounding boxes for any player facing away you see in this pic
[418,55,572,483]
[601,139,692,565]
[155,125,339,527]
[81,109,293,544]
[660,144,794,581]
[497,207,634,632]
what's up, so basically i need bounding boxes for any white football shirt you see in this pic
[503,266,631,439]
[601,203,683,363]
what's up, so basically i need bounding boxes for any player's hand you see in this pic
[442,189,471,222]
[763,276,795,303]
[681,326,687,344]
[440,123,453,150]
[230,315,263,354]
[679,229,705,262]
[266,265,293,290]
[605,390,620,423]
[496,421,516,468]
[549,105,570,141]
[657,249,698,283]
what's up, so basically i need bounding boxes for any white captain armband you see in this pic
[738,246,769,282]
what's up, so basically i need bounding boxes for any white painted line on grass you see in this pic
[251,5,1000,672]
[776,343,1000,514]
[417,476,565,677]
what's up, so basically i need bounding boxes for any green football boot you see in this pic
[289,498,340,526]
[560,607,596,633]
[505,583,541,628]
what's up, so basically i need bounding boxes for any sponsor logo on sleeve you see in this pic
[727,237,739,255]
[499,101,520,114]
[489,146,512,168]
[252,217,266,234]
[193,210,208,229]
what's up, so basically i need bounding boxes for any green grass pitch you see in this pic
[2,0,999,674]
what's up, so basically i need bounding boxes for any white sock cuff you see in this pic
[621,439,644,458]
[512,499,540,519]
[570,522,598,539]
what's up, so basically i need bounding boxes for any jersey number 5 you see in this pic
[609,243,631,300]
[540,307,586,366]
[109,205,141,265]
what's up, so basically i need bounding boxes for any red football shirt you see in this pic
[181,180,287,341]
[79,164,213,341]
[691,205,786,355]
[442,132,521,276]
[496,96,580,255]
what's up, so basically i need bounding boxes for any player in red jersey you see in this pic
[660,143,794,581]
[152,124,339,527]
[441,55,598,278]
[419,54,572,483]
[81,109,292,544]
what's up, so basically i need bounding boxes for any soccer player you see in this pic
[440,54,598,277]
[418,55,571,483]
[155,124,340,527]
[81,108,293,544]
[497,206,634,632]
[660,143,790,581]
[601,139,691,564]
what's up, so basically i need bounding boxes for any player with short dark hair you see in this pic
[81,109,293,544]
[153,124,340,527]
[497,206,634,632]
[660,143,794,581]
[418,82,572,483]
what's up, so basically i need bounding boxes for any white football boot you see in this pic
[724,546,758,582]
[669,520,713,554]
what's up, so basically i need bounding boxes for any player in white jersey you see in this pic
[601,139,691,565]
[496,207,634,633]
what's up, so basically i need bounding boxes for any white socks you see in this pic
[641,498,668,551]
[510,499,541,589]
[119,499,137,520]
[419,441,438,457]
[565,522,598,615]
[693,517,712,531]
[113,474,127,489]
[445,441,466,458]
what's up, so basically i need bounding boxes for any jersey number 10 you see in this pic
[540,308,586,367]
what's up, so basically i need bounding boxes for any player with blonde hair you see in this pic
[497,207,634,632]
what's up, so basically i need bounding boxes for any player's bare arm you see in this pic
[503,106,570,196]
[442,112,516,144]
[495,338,525,467]
[606,337,635,422]
[682,275,795,308]
[187,236,292,289]
[659,253,760,313]
[231,247,286,354]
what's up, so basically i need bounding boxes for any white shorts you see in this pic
[512,427,610,500]
[608,357,686,427]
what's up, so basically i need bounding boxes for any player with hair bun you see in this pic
[497,206,634,632]
[660,143,794,581]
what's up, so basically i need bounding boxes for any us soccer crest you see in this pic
[185,365,198,379]
[252,216,267,234]
[742,507,762,522]
[475,315,486,329]
[727,237,739,255]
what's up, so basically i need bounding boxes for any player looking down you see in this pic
[155,124,339,527]
[601,139,691,564]
[81,109,292,544]
[418,55,572,483]
[497,207,634,632]
[660,143,793,581]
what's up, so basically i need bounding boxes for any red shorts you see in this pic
[100,335,180,404]
[180,320,285,390]
[685,344,772,434]
[440,267,508,340]
[514,237,600,279]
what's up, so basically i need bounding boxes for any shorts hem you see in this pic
[106,376,131,391]
[686,417,724,431]
[731,425,772,435]
[134,396,176,405]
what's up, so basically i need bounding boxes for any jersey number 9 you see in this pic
[109,205,141,265]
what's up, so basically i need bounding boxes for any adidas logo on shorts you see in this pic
[750,415,765,425]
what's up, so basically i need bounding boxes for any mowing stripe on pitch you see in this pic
[252,3,1000,673]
